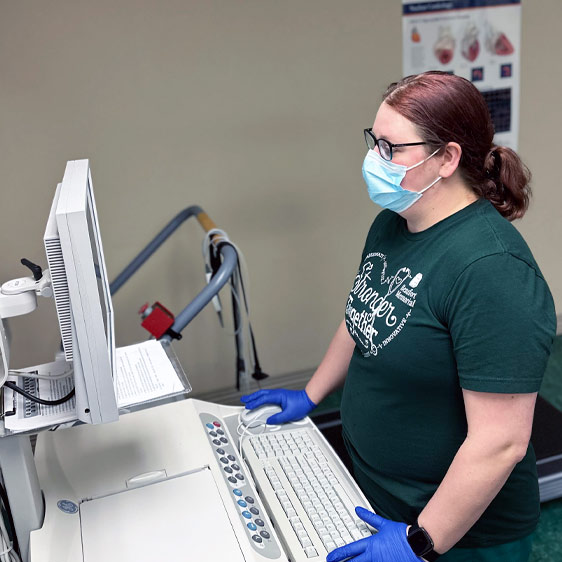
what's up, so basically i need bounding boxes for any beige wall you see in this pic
[0,1,559,396]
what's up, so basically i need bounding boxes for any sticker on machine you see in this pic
[345,252,422,357]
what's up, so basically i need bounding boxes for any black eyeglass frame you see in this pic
[364,128,427,161]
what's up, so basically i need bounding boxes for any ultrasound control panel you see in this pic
[199,413,282,559]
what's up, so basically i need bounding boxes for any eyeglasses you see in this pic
[364,128,427,161]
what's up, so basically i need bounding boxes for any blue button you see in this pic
[237,500,247,507]
[242,511,252,519]
[247,522,257,531]
[233,489,243,496]
[206,423,214,429]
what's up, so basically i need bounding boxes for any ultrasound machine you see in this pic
[0,160,375,561]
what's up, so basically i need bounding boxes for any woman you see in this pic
[242,71,556,562]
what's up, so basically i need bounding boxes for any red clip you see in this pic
[139,302,175,339]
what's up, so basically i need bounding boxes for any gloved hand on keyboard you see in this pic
[326,507,423,562]
[240,389,317,424]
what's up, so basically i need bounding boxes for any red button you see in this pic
[213,421,221,427]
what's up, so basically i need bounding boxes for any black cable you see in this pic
[235,262,268,381]
[0,480,20,557]
[231,274,244,391]
[214,239,269,383]
[4,381,75,406]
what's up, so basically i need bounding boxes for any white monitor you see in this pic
[44,159,118,424]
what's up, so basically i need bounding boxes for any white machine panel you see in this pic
[80,467,245,562]
[30,399,286,562]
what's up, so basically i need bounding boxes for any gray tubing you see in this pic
[161,244,238,339]
[110,205,203,296]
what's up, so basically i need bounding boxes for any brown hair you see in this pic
[383,71,531,221]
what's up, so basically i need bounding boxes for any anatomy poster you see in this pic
[402,0,521,149]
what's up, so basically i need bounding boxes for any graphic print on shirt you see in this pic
[345,252,423,357]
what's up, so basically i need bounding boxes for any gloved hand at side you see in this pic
[326,507,423,562]
[240,389,317,424]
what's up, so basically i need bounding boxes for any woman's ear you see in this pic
[439,142,462,179]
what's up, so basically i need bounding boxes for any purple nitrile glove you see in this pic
[326,507,423,562]
[240,389,317,424]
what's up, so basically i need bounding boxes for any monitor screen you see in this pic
[85,171,115,392]
[44,160,118,424]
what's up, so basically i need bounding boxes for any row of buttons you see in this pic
[216,447,245,485]
[251,431,313,460]
[233,489,270,545]
[206,421,243,485]
[204,418,272,549]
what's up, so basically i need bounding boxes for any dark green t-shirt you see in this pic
[340,199,556,548]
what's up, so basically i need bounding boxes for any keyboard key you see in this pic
[305,546,318,558]
[341,532,353,543]
[351,529,363,541]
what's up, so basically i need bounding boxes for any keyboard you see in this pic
[241,424,373,561]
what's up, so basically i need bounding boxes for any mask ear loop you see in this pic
[405,146,442,171]
[417,175,442,194]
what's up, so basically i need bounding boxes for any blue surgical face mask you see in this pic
[362,148,442,213]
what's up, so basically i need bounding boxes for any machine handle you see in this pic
[109,205,238,336]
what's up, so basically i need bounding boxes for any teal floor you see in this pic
[316,335,562,561]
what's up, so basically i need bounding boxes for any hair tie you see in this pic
[486,148,501,179]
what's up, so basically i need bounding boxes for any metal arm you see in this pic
[110,205,238,336]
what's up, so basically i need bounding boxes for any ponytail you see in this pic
[479,146,531,221]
